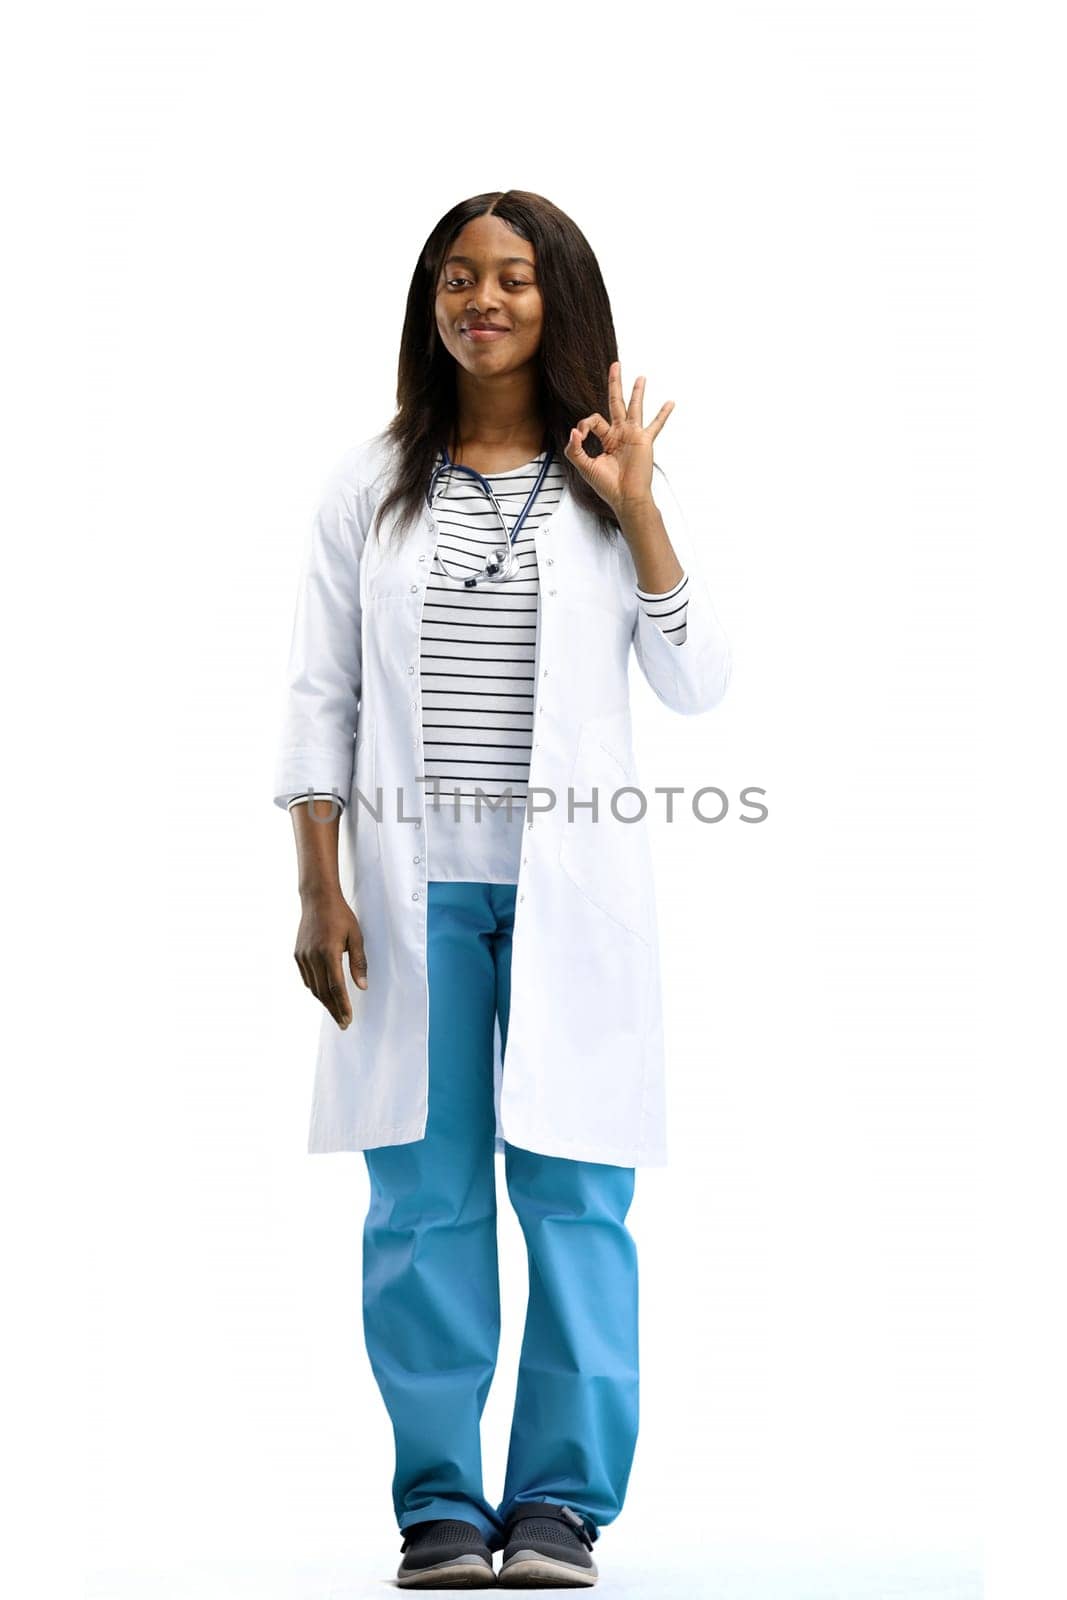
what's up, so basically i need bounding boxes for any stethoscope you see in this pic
[425,437,556,589]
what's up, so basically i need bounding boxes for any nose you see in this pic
[466,283,505,316]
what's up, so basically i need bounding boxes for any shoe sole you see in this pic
[397,1553,497,1587]
[498,1550,598,1587]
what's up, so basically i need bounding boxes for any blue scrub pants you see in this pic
[361,880,640,1552]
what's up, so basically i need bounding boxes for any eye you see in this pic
[443,277,534,291]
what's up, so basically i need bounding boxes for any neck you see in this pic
[452,366,543,454]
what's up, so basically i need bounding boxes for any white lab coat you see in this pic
[273,431,731,1166]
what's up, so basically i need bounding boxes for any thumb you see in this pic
[347,936,369,991]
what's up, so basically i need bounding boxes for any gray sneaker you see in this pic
[497,1502,598,1588]
[397,1517,497,1587]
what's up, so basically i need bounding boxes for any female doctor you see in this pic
[273,191,731,1589]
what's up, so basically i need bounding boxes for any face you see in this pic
[434,213,544,376]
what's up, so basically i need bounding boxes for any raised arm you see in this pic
[621,463,732,714]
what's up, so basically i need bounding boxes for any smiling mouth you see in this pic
[462,327,511,340]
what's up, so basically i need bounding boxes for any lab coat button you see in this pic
[546,558,554,566]
[410,584,418,593]
[519,893,525,902]
[408,665,415,674]
[413,855,421,864]
[411,891,420,901]
[549,588,557,596]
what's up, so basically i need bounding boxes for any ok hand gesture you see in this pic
[563,360,674,516]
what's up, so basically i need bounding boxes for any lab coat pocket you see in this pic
[558,709,651,945]
[351,715,381,872]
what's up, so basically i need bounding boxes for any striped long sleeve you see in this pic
[635,571,689,645]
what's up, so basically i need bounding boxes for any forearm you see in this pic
[290,798,343,900]
[617,496,685,593]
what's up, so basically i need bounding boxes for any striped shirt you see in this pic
[288,447,689,884]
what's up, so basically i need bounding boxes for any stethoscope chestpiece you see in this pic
[428,441,555,590]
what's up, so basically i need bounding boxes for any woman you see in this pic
[273,191,731,1588]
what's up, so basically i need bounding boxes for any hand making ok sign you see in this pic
[563,360,675,516]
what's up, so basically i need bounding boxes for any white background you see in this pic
[9,2,1055,1597]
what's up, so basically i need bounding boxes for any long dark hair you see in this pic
[370,190,621,548]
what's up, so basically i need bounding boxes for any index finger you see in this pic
[325,948,353,1028]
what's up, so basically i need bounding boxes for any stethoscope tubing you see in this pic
[426,441,556,588]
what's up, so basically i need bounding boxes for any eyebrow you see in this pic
[444,255,536,270]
